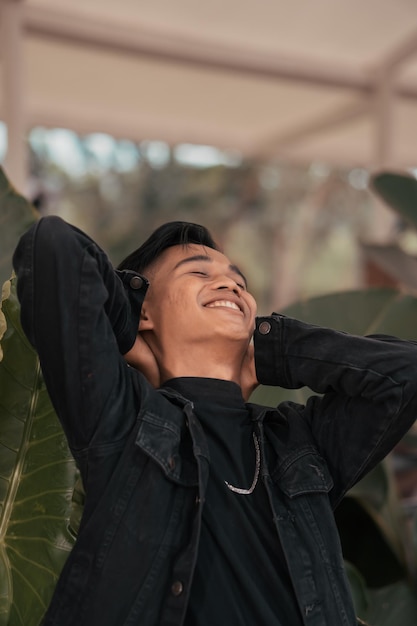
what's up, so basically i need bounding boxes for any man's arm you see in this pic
[253,314,417,501]
[13,216,149,451]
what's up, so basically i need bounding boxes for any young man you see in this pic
[13,216,417,626]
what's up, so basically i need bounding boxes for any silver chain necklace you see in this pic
[224,432,260,495]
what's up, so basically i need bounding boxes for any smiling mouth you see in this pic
[205,300,242,312]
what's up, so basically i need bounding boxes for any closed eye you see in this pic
[191,271,245,289]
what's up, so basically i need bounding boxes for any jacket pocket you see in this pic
[135,411,199,487]
[274,449,334,497]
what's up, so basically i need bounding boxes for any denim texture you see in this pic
[13,216,417,626]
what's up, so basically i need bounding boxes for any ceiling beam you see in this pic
[375,29,417,72]
[14,3,417,169]
[1,0,27,192]
[251,98,370,160]
[23,4,417,98]
[249,30,417,161]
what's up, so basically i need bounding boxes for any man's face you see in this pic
[140,244,257,348]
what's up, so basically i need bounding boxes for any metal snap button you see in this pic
[129,276,143,290]
[258,321,271,335]
[171,581,183,596]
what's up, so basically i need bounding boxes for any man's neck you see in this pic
[158,346,245,387]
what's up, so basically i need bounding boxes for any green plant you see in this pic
[0,170,78,625]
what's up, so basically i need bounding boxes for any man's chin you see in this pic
[213,325,253,343]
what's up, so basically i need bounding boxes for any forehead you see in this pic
[158,244,229,267]
[151,244,246,284]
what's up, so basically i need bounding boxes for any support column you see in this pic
[1,0,27,193]
[369,69,398,245]
[375,69,395,170]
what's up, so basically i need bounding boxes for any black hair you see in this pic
[117,221,220,274]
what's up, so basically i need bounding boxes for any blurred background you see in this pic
[2,0,417,311]
[3,4,417,616]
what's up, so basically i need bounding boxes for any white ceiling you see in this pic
[2,0,417,170]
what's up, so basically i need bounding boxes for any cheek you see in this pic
[166,289,189,312]
[246,294,257,320]
[152,288,196,327]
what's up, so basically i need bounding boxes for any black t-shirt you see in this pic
[162,378,303,626]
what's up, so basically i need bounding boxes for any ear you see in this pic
[139,304,154,331]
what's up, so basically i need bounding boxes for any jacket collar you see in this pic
[134,380,209,486]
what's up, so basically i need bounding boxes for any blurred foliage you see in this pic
[27,132,375,314]
[0,170,37,288]
[0,278,77,626]
[372,172,417,228]
[0,171,77,625]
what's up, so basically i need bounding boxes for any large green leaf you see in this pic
[360,242,417,291]
[0,281,9,361]
[371,171,417,230]
[342,462,409,584]
[344,561,369,619]
[410,510,417,581]
[347,561,417,626]
[0,168,37,288]
[334,484,407,588]
[0,279,77,626]
[365,581,417,625]
[281,287,417,337]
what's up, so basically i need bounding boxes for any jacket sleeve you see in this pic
[12,216,149,452]
[253,314,417,498]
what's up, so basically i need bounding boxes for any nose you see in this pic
[215,279,242,296]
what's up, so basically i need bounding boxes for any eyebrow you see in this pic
[174,255,247,287]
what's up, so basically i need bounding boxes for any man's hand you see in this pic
[240,340,259,401]
[124,333,161,388]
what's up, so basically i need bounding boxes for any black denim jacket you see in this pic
[13,216,417,626]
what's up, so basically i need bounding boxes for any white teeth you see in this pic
[206,300,240,311]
